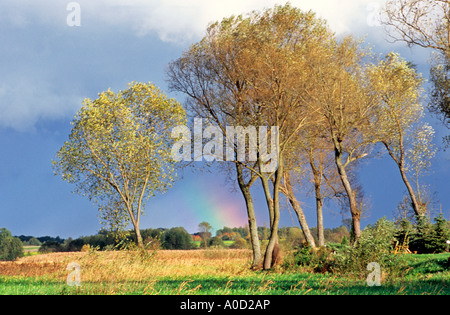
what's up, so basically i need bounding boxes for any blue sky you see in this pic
[0,0,448,238]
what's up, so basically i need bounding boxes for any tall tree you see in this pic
[167,16,264,266]
[307,37,379,240]
[368,52,436,218]
[53,82,186,248]
[224,4,337,267]
[167,4,334,268]
[304,136,345,246]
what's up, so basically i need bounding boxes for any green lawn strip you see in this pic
[0,276,64,295]
[3,272,447,295]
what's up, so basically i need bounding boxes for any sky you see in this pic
[0,0,449,238]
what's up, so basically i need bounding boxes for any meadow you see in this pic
[0,249,448,295]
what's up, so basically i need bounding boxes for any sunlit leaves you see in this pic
[368,52,436,217]
[368,52,425,154]
[53,82,186,240]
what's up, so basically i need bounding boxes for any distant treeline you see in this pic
[16,235,64,246]
[216,226,349,245]
[30,225,350,253]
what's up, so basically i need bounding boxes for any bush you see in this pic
[230,237,248,249]
[81,244,91,252]
[333,218,409,275]
[0,228,24,261]
[208,236,224,248]
[285,218,408,275]
[403,215,450,254]
[162,227,194,250]
[66,238,85,252]
[284,244,335,273]
[429,214,450,253]
[39,241,64,253]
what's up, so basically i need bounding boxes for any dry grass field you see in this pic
[0,249,253,279]
[0,249,260,294]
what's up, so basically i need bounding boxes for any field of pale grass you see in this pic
[1,249,252,280]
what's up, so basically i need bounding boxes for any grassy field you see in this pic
[0,249,448,295]
[23,246,40,255]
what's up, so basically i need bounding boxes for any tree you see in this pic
[369,52,436,218]
[162,227,194,250]
[226,5,330,267]
[169,4,343,268]
[429,214,450,252]
[23,237,41,246]
[394,194,417,224]
[208,236,224,248]
[292,126,346,247]
[170,4,367,266]
[198,221,212,248]
[308,37,379,240]
[336,169,373,242]
[53,82,186,248]
[167,17,263,266]
[0,228,24,261]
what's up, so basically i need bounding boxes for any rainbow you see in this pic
[173,175,248,233]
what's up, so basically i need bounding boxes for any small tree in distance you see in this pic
[198,221,212,248]
[162,227,194,250]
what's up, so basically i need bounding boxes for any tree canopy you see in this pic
[53,82,186,248]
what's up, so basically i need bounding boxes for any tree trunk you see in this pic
[125,202,144,249]
[334,146,362,240]
[315,193,325,247]
[263,208,280,269]
[399,163,425,217]
[282,172,317,248]
[263,156,283,270]
[236,163,262,268]
[383,142,424,218]
[309,157,325,247]
[134,225,144,249]
[259,174,274,227]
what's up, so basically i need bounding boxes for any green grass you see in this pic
[23,246,41,256]
[0,276,64,295]
[1,270,448,295]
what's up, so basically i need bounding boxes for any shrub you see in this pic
[0,228,24,261]
[426,214,450,253]
[333,218,408,275]
[404,215,450,254]
[162,227,194,250]
[81,244,91,252]
[208,236,224,248]
[143,236,161,250]
[66,238,85,251]
[230,237,248,249]
[39,241,64,253]
[285,245,336,273]
[286,218,408,275]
